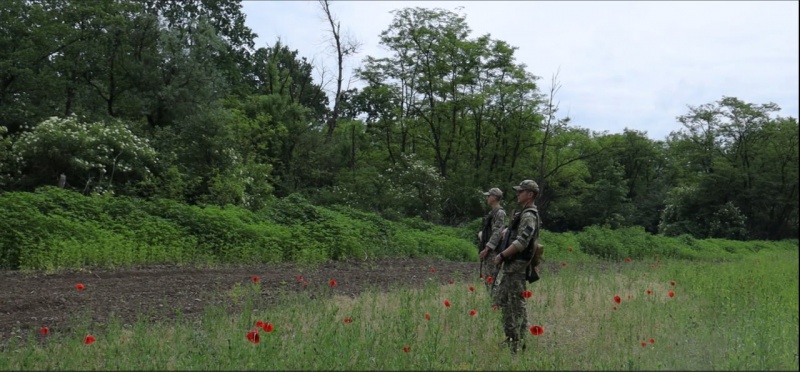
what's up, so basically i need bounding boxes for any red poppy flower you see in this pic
[529,325,544,336]
[521,290,532,299]
[469,309,477,316]
[561,262,567,267]
[670,281,675,286]
[424,313,430,320]
[75,283,85,291]
[444,300,451,308]
[255,321,274,333]
[429,267,435,273]
[343,317,353,324]
[641,342,647,347]
[486,276,493,284]
[297,275,303,281]
[614,295,621,304]
[449,279,454,285]
[468,286,475,292]
[251,276,260,283]
[39,326,49,335]
[568,247,573,252]
[649,338,655,344]
[613,306,617,310]
[246,330,260,344]
[646,289,652,295]
[402,345,411,353]
[668,291,675,298]
[302,281,308,286]
[492,305,498,310]
[329,279,337,287]
[83,334,96,345]
[625,258,631,262]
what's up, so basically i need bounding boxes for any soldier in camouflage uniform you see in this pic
[492,179,541,354]
[477,188,506,296]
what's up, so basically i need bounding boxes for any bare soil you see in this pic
[1,258,526,344]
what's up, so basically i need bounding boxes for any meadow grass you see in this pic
[1,249,797,371]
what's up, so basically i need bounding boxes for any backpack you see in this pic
[503,206,543,283]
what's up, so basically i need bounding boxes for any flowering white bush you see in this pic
[12,115,157,191]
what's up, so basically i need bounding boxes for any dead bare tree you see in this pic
[319,0,361,141]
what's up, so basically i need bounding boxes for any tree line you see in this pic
[0,1,796,240]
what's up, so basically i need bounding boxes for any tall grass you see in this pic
[2,249,797,370]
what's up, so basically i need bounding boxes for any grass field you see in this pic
[1,249,797,371]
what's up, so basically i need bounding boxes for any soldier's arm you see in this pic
[509,213,538,254]
[485,209,506,250]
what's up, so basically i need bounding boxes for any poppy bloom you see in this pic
[75,283,85,291]
[329,279,337,287]
[449,279,454,285]
[646,289,652,295]
[561,262,567,267]
[402,345,411,353]
[255,321,274,333]
[641,342,647,347]
[302,281,308,287]
[468,286,475,292]
[443,300,451,308]
[568,247,573,252]
[39,326,49,335]
[614,295,621,304]
[521,290,532,299]
[424,313,430,320]
[297,276,303,281]
[613,306,617,311]
[343,317,353,324]
[251,276,260,283]
[670,281,675,286]
[246,330,260,344]
[486,276,493,284]
[469,309,477,316]
[649,338,655,344]
[668,291,675,298]
[529,325,544,336]
[83,334,96,345]
[492,305,498,310]
[429,267,436,273]
[625,258,631,262]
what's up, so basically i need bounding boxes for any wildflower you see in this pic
[561,262,567,267]
[297,276,303,281]
[246,330,260,344]
[444,300,451,308]
[625,258,631,262]
[641,342,647,347]
[492,305,498,310]
[670,281,675,286]
[668,291,675,298]
[449,279,454,285]
[521,290,532,299]
[529,325,544,336]
[649,338,655,344]
[302,281,308,287]
[424,313,430,320]
[646,289,652,295]
[251,276,260,283]
[75,283,85,291]
[402,345,411,353]
[469,309,477,316]
[84,334,96,345]
[329,279,337,287]
[468,286,475,292]
[255,321,273,333]
[39,327,49,335]
[614,295,621,304]
[613,306,617,310]
[486,276,493,284]
[429,267,435,273]
[568,247,573,252]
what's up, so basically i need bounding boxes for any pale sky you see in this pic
[241,1,799,141]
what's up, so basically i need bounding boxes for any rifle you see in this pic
[490,210,516,292]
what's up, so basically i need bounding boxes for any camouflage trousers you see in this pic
[495,259,529,345]
[480,256,501,301]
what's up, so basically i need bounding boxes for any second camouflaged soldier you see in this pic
[477,187,506,295]
[492,179,541,354]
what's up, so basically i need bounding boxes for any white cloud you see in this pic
[242,1,799,140]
